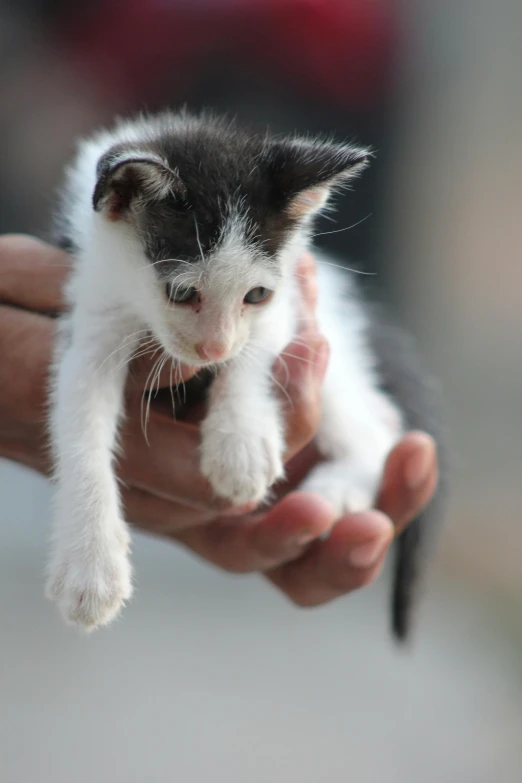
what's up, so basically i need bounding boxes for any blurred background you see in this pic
[1,1,521,781]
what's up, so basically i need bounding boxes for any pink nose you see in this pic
[195,341,227,361]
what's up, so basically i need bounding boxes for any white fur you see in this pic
[47,123,402,630]
[302,260,403,512]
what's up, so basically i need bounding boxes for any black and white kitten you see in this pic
[48,111,444,638]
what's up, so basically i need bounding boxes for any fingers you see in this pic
[267,510,394,606]
[274,336,329,460]
[274,252,329,459]
[294,252,318,329]
[0,234,70,312]
[0,235,64,471]
[123,486,217,535]
[0,304,55,473]
[0,304,55,416]
[173,492,337,573]
[119,407,234,512]
[266,431,439,607]
[376,431,438,535]
[119,409,209,506]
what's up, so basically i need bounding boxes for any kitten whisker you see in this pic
[96,329,153,375]
[274,354,291,389]
[269,370,293,408]
[114,338,157,376]
[312,214,372,240]
[140,349,164,444]
[193,214,205,263]
[317,257,376,276]
[153,352,169,398]
[279,351,315,366]
[168,359,176,416]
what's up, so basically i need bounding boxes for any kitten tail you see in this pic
[367,306,449,642]
[391,500,442,641]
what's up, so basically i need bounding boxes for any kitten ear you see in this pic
[267,139,371,219]
[92,151,185,220]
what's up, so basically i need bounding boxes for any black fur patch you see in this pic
[92,112,369,275]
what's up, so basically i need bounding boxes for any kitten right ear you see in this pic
[266,138,371,220]
[93,152,185,220]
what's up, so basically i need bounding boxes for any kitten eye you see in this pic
[243,287,273,305]
[166,283,197,304]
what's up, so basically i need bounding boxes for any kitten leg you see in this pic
[46,317,139,630]
[300,360,403,517]
[296,258,403,516]
[200,354,285,506]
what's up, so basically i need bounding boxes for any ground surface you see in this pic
[1,460,521,783]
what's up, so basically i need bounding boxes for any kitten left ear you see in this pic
[92,152,184,220]
[267,138,371,219]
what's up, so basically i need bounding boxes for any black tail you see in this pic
[367,308,449,642]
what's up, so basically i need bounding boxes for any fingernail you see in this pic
[348,537,388,568]
[283,532,317,556]
[294,532,317,548]
[281,533,317,559]
[405,445,433,490]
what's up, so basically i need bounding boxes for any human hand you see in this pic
[0,234,438,605]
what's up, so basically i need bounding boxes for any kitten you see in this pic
[47,110,445,638]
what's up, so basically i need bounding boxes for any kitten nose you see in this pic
[195,341,227,361]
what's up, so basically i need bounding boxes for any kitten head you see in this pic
[91,113,370,365]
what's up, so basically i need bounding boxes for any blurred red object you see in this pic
[56,0,396,110]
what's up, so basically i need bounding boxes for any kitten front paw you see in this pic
[46,529,132,631]
[200,423,285,506]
